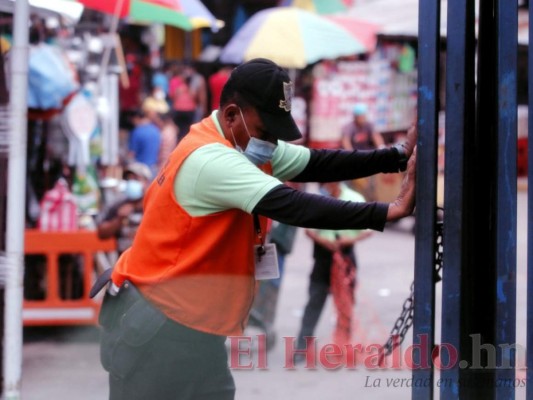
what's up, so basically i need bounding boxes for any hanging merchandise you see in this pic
[308,53,417,148]
[37,178,79,232]
[27,43,79,110]
[61,90,99,168]
[397,44,416,73]
[72,165,101,215]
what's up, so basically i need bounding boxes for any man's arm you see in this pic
[305,229,337,252]
[291,123,416,183]
[290,147,402,182]
[96,203,126,239]
[340,135,354,151]
[386,146,416,220]
[336,230,373,248]
[372,130,386,149]
[253,185,389,231]
[253,147,416,231]
[97,217,122,239]
[340,124,354,151]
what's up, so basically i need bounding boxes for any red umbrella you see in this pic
[325,15,381,53]
[77,0,220,31]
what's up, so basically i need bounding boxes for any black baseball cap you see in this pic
[225,58,302,141]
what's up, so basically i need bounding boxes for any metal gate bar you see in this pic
[412,0,519,398]
[412,0,440,398]
[494,0,518,398]
[440,0,476,398]
[527,1,533,397]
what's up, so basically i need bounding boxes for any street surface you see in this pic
[20,190,528,400]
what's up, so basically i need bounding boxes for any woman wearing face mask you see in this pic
[92,58,417,400]
[96,162,152,256]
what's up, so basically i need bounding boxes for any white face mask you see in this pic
[122,179,144,201]
[237,108,277,166]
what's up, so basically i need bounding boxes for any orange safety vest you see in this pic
[112,117,270,336]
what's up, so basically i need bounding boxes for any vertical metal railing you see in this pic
[527,1,533,398]
[412,0,440,398]
[412,0,520,397]
[439,0,476,398]
[526,0,533,400]
[494,0,518,398]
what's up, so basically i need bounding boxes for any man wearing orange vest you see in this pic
[92,58,417,400]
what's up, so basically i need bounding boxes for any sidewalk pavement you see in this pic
[20,192,528,399]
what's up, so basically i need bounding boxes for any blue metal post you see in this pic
[412,0,440,398]
[495,0,518,398]
[440,0,476,398]
[527,1,533,398]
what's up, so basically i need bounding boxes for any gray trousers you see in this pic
[99,282,235,400]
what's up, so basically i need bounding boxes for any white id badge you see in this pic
[254,243,279,280]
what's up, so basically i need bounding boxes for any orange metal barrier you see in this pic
[23,229,116,326]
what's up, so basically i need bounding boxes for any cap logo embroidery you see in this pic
[279,82,294,112]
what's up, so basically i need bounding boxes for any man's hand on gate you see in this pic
[387,146,416,221]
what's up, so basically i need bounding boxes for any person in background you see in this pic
[157,112,178,171]
[96,162,152,256]
[168,63,196,142]
[118,53,142,132]
[295,181,372,361]
[208,64,232,111]
[185,63,208,124]
[340,103,387,201]
[141,84,170,128]
[92,58,416,400]
[128,109,161,178]
[341,102,385,151]
[151,68,169,100]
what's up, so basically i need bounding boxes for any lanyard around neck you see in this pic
[253,214,266,258]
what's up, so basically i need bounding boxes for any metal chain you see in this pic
[379,214,444,361]
[433,215,444,282]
